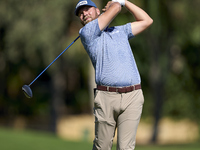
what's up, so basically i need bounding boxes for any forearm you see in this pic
[125,0,153,23]
[98,2,121,31]
[124,0,153,35]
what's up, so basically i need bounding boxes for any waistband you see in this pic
[97,84,141,93]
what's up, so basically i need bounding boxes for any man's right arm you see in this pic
[98,1,121,31]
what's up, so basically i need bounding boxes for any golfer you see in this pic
[75,0,153,149]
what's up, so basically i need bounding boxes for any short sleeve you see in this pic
[79,19,101,46]
[123,23,135,40]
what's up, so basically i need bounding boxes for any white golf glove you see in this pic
[112,0,125,6]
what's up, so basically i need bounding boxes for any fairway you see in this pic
[0,127,199,150]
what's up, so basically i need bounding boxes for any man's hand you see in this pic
[102,1,115,12]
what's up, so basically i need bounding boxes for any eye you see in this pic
[78,11,83,17]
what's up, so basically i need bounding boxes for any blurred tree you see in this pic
[143,0,173,143]
[163,0,200,141]
[142,0,200,142]
[0,0,90,131]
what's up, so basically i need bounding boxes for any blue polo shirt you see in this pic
[79,19,141,87]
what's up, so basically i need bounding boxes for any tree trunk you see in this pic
[50,71,66,133]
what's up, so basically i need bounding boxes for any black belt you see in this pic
[97,84,141,93]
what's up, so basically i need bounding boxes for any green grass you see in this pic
[136,144,200,150]
[0,127,199,150]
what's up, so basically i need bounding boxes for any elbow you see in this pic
[147,17,153,27]
[143,17,153,29]
[113,2,122,13]
[149,18,153,25]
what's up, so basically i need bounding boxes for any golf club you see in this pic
[22,36,80,98]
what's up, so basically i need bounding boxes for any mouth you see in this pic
[83,16,91,23]
[84,17,90,21]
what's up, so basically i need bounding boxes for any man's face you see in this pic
[78,6,100,26]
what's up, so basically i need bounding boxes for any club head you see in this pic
[22,85,33,98]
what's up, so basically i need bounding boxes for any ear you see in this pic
[96,8,101,16]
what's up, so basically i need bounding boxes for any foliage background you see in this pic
[0,0,200,143]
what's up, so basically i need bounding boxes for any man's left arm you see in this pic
[124,0,153,36]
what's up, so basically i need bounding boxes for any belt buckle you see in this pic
[107,86,110,92]
[133,85,135,91]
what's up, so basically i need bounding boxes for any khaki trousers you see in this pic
[92,89,144,150]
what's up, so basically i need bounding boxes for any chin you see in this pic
[83,20,92,26]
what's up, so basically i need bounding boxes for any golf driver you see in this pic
[22,36,80,98]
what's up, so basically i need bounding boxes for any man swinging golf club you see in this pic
[75,0,153,149]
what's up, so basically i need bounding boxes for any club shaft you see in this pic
[29,36,80,86]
